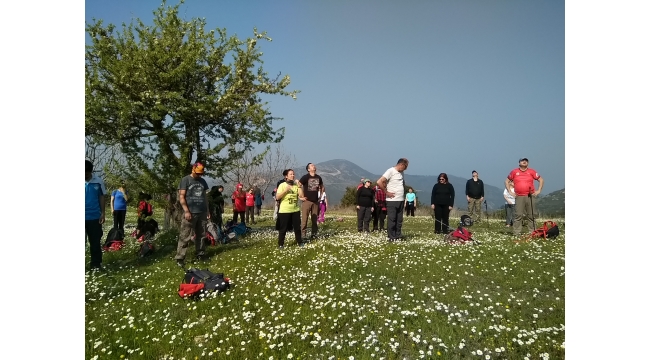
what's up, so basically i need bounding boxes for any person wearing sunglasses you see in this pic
[175,162,211,267]
[430,173,455,234]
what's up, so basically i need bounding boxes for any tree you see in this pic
[85,0,299,227]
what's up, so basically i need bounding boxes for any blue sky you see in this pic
[85,0,565,193]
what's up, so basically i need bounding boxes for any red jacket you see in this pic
[232,190,246,212]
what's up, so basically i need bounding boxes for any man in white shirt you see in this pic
[376,158,409,241]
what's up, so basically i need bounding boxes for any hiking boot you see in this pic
[194,255,206,263]
[278,245,284,250]
[299,242,305,248]
[176,260,186,268]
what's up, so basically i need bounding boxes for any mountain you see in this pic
[302,159,506,210]
[535,188,565,216]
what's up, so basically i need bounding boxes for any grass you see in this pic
[86,208,565,360]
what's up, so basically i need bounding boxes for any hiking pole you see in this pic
[529,192,536,230]
[484,200,489,228]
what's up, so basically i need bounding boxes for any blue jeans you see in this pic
[386,201,405,239]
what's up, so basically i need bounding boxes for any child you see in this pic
[245,187,256,224]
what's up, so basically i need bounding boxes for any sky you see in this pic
[84,0,565,194]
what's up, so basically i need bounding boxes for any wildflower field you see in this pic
[85,210,565,359]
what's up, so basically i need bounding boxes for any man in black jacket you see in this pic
[465,170,485,222]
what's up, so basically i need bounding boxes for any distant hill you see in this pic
[300,159,506,210]
[535,188,565,216]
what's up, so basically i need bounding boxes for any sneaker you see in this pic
[299,242,305,248]
[278,245,284,250]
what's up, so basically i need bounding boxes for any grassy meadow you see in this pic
[85,207,565,360]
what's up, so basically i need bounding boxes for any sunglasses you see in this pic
[439,178,445,181]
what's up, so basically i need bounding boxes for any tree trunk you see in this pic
[163,191,183,230]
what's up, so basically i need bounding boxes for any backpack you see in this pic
[103,227,125,251]
[206,221,223,245]
[138,201,153,218]
[178,268,230,298]
[531,221,560,239]
[444,226,475,244]
[138,240,155,257]
[460,215,473,227]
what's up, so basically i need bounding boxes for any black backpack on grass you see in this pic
[178,268,230,298]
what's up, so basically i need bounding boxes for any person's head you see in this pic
[286,169,296,183]
[248,187,254,193]
[307,163,316,173]
[236,183,243,191]
[85,159,93,178]
[364,179,372,188]
[438,173,448,184]
[360,178,364,184]
[519,158,529,169]
[282,169,289,179]
[396,158,409,172]
[191,162,205,178]
[218,185,224,193]
[408,188,413,193]
[472,170,478,178]
[211,186,219,193]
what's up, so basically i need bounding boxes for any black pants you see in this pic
[372,207,386,230]
[255,205,262,216]
[85,219,103,268]
[357,206,372,232]
[277,211,302,247]
[233,211,245,223]
[386,201,405,240]
[113,210,127,230]
[434,204,451,233]
[405,202,415,216]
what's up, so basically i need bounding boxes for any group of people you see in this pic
[85,156,545,269]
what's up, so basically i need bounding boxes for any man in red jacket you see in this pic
[505,158,544,236]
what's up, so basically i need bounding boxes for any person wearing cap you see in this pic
[376,158,409,241]
[232,183,246,223]
[298,163,325,240]
[175,162,211,267]
[85,159,107,270]
[465,170,485,222]
[505,158,544,236]
[356,179,375,232]
[357,178,364,190]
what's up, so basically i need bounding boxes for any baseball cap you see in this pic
[364,179,372,183]
[237,183,243,189]
[193,162,205,174]
[519,158,529,162]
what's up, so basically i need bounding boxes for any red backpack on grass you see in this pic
[531,221,560,239]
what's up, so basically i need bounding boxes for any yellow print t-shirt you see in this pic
[278,182,300,213]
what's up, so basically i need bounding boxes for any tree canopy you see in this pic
[85,0,298,216]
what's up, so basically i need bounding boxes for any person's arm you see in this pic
[505,178,516,197]
[449,184,455,210]
[110,194,115,214]
[122,188,129,202]
[356,188,362,209]
[179,179,191,220]
[99,190,105,224]
[534,176,544,196]
[430,185,436,209]
[465,180,470,202]
[480,181,485,200]
[414,195,417,208]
